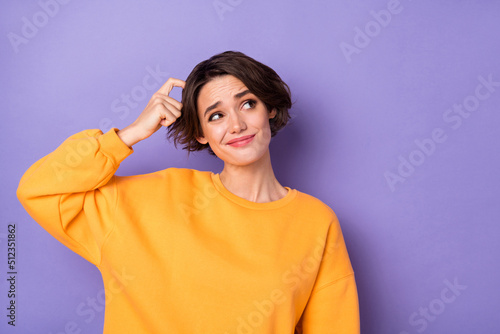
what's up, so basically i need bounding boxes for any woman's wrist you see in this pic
[117,125,142,148]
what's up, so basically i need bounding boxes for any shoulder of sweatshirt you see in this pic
[292,190,340,225]
[113,167,211,180]
[112,167,212,191]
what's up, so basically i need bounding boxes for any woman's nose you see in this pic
[229,111,246,133]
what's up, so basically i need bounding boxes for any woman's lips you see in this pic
[227,134,255,147]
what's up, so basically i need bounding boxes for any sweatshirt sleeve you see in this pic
[295,217,360,334]
[16,128,133,266]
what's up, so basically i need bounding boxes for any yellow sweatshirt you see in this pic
[17,128,359,334]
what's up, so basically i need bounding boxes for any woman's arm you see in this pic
[17,78,185,265]
[16,129,132,265]
[295,218,360,334]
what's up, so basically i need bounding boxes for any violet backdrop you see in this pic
[1,0,499,333]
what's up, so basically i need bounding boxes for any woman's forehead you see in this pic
[197,75,251,110]
[201,76,247,97]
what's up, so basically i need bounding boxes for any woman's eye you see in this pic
[208,112,222,122]
[242,100,256,109]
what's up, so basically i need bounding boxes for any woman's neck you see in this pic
[219,150,288,203]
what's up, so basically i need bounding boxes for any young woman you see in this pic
[17,51,359,333]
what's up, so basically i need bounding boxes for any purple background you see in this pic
[1,1,499,333]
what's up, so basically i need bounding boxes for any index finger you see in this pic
[157,77,186,96]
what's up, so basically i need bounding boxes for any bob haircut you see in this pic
[167,51,292,155]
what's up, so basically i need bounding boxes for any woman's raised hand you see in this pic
[117,77,186,147]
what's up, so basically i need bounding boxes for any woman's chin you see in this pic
[218,149,268,168]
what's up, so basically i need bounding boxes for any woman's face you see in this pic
[196,75,276,167]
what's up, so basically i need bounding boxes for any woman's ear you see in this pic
[196,136,208,145]
[269,108,277,119]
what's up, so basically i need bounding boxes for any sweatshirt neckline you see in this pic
[210,173,297,210]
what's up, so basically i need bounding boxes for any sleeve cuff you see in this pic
[98,128,134,167]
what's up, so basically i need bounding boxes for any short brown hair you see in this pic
[167,51,292,155]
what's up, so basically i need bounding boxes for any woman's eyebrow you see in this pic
[234,89,250,99]
[203,90,251,117]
